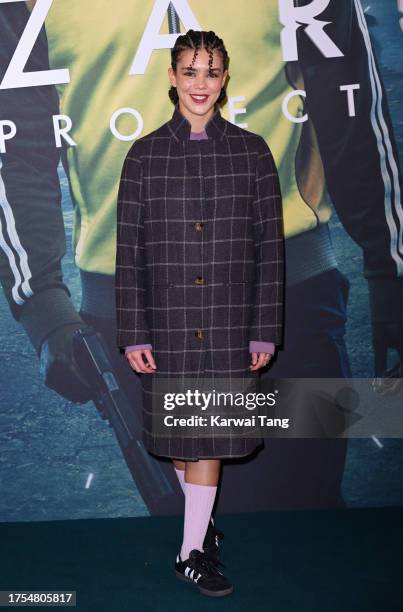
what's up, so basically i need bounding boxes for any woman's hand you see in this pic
[249,352,272,371]
[126,349,157,374]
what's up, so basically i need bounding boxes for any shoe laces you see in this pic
[191,550,226,575]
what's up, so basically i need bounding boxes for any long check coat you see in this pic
[115,103,284,460]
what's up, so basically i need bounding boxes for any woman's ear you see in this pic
[168,67,176,88]
[222,69,229,90]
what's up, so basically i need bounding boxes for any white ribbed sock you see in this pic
[180,482,217,560]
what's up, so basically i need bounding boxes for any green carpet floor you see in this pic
[1,507,402,611]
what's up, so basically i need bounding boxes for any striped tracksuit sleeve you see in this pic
[296,0,403,323]
[0,4,82,354]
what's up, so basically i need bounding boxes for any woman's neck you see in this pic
[177,102,216,133]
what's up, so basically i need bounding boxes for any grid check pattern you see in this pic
[115,103,284,459]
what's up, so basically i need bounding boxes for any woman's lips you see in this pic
[190,94,209,104]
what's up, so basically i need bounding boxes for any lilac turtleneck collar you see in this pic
[190,129,208,140]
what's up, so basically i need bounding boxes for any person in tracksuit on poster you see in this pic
[1,0,402,515]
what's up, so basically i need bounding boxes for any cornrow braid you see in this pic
[168,29,229,106]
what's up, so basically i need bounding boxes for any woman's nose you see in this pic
[195,75,207,89]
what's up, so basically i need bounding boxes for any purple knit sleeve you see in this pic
[125,344,152,356]
[249,341,275,355]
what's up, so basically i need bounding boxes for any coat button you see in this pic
[195,276,204,284]
[195,222,204,231]
[195,329,204,339]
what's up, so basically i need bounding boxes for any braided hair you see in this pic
[168,30,229,106]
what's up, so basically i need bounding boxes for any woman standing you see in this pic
[115,29,284,597]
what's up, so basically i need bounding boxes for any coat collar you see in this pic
[168,102,227,141]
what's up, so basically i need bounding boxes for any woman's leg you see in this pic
[172,458,220,488]
[185,458,221,485]
[173,458,221,559]
[173,459,186,470]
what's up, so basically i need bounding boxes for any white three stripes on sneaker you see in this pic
[176,554,202,582]
[185,567,202,582]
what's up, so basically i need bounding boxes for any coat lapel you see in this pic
[167,102,228,141]
[166,103,229,220]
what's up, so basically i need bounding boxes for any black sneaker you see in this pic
[175,549,233,597]
[202,516,224,563]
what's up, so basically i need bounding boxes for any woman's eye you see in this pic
[183,72,218,78]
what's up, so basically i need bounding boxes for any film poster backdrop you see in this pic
[1,0,403,522]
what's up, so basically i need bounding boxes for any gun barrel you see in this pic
[72,327,174,510]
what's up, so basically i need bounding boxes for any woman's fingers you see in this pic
[143,349,157,370]
[126,348,271,373]
[250,352,272,371]
[126,352,144,373]
[126,349,157,373]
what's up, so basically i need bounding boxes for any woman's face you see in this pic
[168,47,228,121]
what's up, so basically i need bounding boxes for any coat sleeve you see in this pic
[249,137,285,345]
[115,147,151,349]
